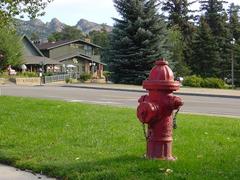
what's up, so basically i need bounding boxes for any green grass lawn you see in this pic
[0,96,239,180]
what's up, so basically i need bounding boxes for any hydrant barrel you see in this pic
[137,58,183,160]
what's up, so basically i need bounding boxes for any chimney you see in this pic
[85,38,91,43]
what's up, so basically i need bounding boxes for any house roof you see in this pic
[23,56,63,65]
[38,39,102,50]
[58,53,106,65]
[21,35,45,57]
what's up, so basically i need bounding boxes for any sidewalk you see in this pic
[2,81,240,98]
[61,83,240,99]
[0,164,55,180]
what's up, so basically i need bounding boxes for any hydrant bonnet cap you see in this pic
[143,59,180,91]
[155,59,168,66]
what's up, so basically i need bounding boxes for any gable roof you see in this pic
[38,39,102,50]
[57,53,106,65]
[21,35,45,57]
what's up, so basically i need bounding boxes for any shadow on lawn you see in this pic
[42,155,163,179]
[0,149,19,166]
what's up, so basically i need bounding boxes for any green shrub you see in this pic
[103,71,112,81]
[43,72,54,77]
[182,75,204,87]
[19,71,38,77]
[202,77,225,89]
[183,75,226,89]
[65,78,73,84]
[79,73,91,82]
[0,71,9,78]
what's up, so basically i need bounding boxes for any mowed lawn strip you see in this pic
[0,96,239,179]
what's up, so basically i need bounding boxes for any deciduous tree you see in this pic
[0,0,53,26]
[48,25,85,42]
[89,26,110,64]
[168,26,191,77]
[0,28,23,71]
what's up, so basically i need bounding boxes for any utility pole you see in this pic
[231,38,236,89]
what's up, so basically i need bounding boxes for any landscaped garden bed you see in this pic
[15,77,41,86]
[0,96,239,179]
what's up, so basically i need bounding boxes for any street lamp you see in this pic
[230,38,236,89]
[39,61,45,85]
[89,62,96,75]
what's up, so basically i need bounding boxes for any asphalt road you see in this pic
[0,85,240,117]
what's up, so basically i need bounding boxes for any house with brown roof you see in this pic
[37,39,105,78]
[22,35,62,72]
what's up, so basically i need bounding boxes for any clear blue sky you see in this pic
[39,0,240,26]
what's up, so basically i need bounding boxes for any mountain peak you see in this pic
[28,18,45,26]
[48,18,65,32]
[78,18,92,23]
[76,19,112,33]
[50,18,61,24]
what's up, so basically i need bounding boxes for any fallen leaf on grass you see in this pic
[165,168,173,175]
[159,168,173,175]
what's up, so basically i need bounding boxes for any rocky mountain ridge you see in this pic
[16,18,112,39]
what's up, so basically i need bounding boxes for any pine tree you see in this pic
[200,0,230,78]
[191,17,220,77]
[160,0,195,72]
[200,0,227,36]
[228,3,240,86]
[228,3,240,41]
[161,0,196,41]
[109,0,168,84]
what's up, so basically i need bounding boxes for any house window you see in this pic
[94,48,100,55]
[84,45,92,56]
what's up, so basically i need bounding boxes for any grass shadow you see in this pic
[38,155,164,180]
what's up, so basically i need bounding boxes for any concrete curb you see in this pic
[175,92,240,99]
[62,85,240,99]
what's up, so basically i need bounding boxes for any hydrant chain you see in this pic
[142,123,148,140]
[173,108,180,129]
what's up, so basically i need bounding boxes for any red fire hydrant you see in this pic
[137,59,183,160]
